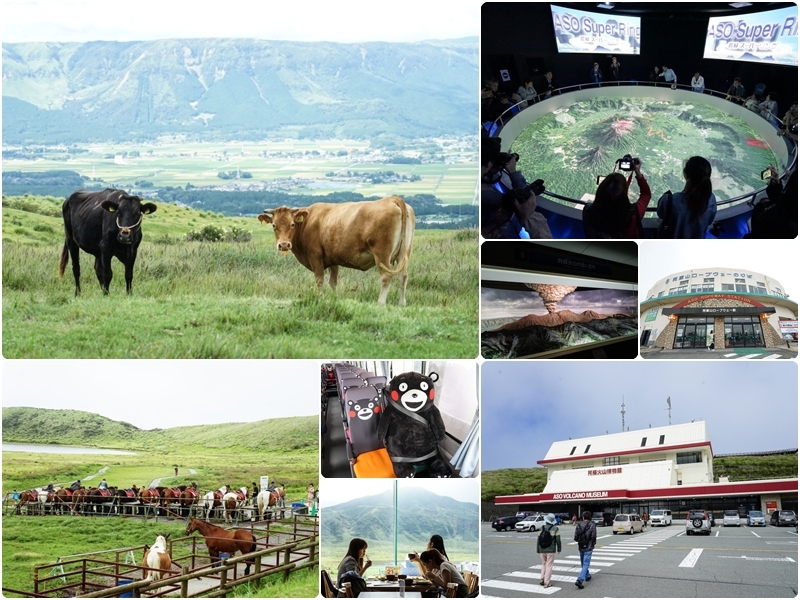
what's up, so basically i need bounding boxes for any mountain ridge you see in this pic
[2,38,478,143]
[497,309,634,330]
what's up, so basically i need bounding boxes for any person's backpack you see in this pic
[538,525,553,548]
[575,522,592,549]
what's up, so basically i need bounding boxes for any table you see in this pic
[360,593,422,598]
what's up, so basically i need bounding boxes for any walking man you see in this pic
[574,510,597,589]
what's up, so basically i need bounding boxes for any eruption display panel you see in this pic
[482,278,638,359]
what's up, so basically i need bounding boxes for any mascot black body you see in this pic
[377,371,450,478]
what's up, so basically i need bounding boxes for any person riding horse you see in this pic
[45,482,55,492]
[98,478,108,490]
[69,480,81,492]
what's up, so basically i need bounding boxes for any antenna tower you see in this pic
[667,396,672,425]
[621,396,626,432]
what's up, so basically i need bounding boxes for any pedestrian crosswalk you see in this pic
[722,352,784,360]
[483,527,683,597]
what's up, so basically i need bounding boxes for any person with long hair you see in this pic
[656,156,717,238]
[427,535,449,561]
[336,538,372,586]
[582,160,651,238]
[411,548,468,597]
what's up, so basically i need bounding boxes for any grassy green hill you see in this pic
[2,195,478,358]
[2,407,317,453]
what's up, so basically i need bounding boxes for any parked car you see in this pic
[686,510,712,535]
[723,510,741,527]
[591,512,614,526]
[515,515,546,532]
[771,510,797,527]
[747,510,766,527]
[492,515,523,531]
[612,514,643,535]
[650,509,672,526]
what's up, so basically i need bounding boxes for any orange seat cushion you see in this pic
[353,448,396,478]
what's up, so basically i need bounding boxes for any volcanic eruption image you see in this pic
[481,283,638,359]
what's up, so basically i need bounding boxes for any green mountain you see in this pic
[1,407,317,452]
[2,38,477,143]
[322,487,478,546]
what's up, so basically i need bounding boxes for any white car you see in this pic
[650,509,672,526]
[515,515,546,532]
[723,510,741,527]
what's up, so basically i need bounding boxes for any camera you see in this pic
[497,152,520,167]
[616,154,639,171]
[596,175,606,185]
[761,168,772,180]
[529,178,546,196]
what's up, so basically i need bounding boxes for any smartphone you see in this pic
[761,168,772,180]
[596,175,606,185]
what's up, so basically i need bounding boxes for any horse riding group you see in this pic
[14,482,284,520]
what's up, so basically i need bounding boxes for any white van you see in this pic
[650,509,672,526]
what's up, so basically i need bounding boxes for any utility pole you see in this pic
[667,396,672,425]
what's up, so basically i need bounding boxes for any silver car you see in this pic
[515,515,546,532]
[747,510,766,527]
[723,510,741,527]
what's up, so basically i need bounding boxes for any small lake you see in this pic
[2,443,137,455]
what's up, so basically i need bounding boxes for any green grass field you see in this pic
[4,138,476,204]
[1,517,316,597]
[2,196,479,358]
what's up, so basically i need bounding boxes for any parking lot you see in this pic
[481,521,798,598]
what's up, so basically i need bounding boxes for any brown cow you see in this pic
[258,196,415,305]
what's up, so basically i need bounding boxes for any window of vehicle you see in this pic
[780,511,795,516]
[614,515,629,522]
[724,510,738,516]
[749,511,764,517]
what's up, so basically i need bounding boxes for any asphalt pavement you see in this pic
[481,521,798,598]
[640,344,797,360]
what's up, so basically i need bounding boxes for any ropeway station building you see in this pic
[495,421,798,518]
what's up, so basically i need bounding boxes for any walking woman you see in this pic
[656,156,717,238]
[538,514,562,588]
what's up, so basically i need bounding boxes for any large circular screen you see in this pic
[510,97,779,207]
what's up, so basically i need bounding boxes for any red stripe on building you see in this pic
[671,294,766,308]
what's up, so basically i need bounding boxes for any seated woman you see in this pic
[582,161,650,239]
[427,534,449,561]
[410,548,468,597]
[336,538,372,586]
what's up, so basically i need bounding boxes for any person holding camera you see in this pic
[746,167,797,238]
[481,137,552,239]
[656,156,717,238]
[582,157,650,238]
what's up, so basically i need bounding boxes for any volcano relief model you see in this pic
[481,283,638,358]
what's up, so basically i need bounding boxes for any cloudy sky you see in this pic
[640,239,799,303]
[481,361,797,471]
[322,478,479,509]
[3,360,319,430]
[482,287,638,321]
[2,0,479,44]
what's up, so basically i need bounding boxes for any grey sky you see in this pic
[481,361,798,471]
[2,0,479,44]
[2,360,319,430]
[322,478,479,509]
[639,239,799,304]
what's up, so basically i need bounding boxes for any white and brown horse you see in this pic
[142,534,172,580]
[222,488,248,524]
[256,489,280,521]
[202,485,228,520]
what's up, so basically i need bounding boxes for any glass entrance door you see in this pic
[724,316,765,348]
[674,322,708,348]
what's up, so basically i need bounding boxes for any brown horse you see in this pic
[184,518,257,574]
[179,486,200,517]
[16,490,39,514]
[54,488,77,514]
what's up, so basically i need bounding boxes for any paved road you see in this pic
[481,522,798,597]
[641,346,797,360]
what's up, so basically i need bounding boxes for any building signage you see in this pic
[589,467,622,475]
[664,272,753,284]
[552,491,610,500]
[779,321,798,333]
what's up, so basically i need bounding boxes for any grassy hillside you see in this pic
[2,196,478,358]
[2,407,317,453]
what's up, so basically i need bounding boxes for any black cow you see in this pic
[59,189,157,295]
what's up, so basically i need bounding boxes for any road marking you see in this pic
[529,565,600,574]
[717,555,795,562]
[761,354,782,360]
[724,353,737,357]
[751,531,761,538]
[715,531,719,537]
[679,548,703,568]
[483,580,561,594]
[566,555,624,562]
[554,559,617,567]
[676,532,685,537]
[591,551,636,557]
[734,354,759,359]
